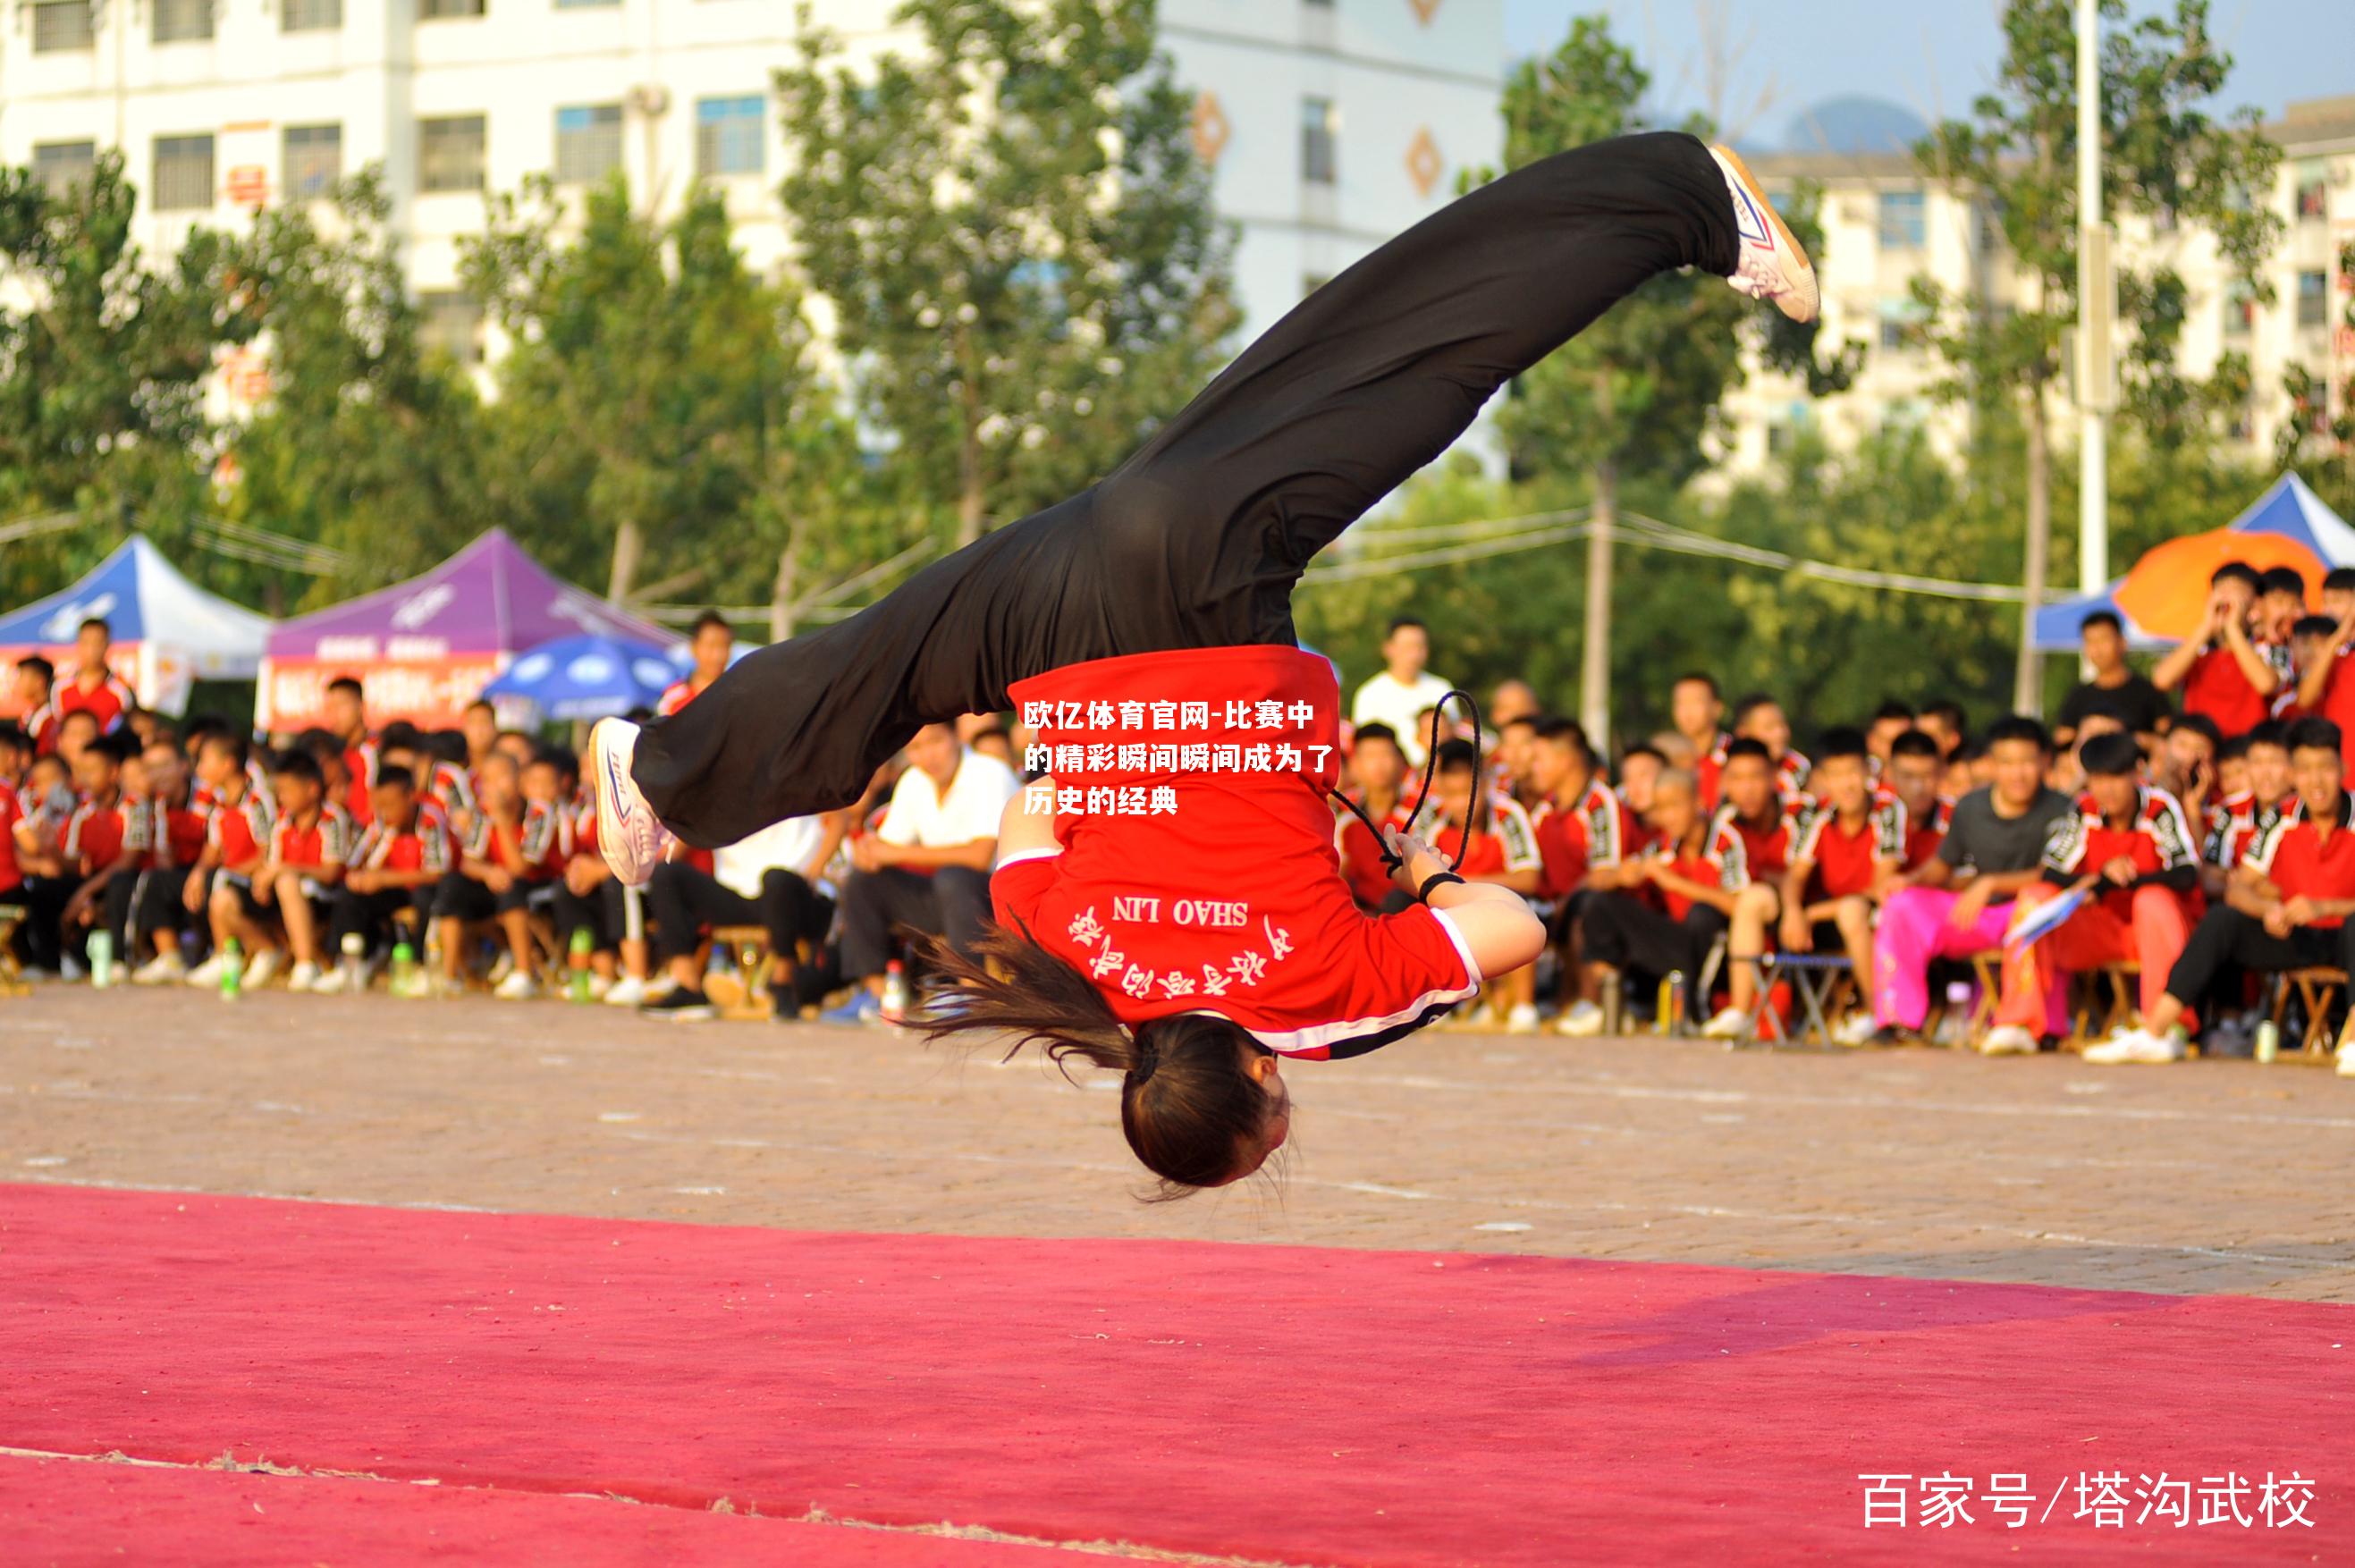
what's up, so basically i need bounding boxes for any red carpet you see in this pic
[0,1183,2344,1564]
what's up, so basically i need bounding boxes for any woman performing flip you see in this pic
[591,131,1818,1194]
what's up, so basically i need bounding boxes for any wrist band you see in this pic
[1418,869,1465,901]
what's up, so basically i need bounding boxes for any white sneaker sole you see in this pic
[591,719,668,887]
[1710,142,1820,323]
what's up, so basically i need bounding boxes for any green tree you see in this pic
[772,0,1240,549]
[1912,0,2280,711]
[2276,238,2355,517]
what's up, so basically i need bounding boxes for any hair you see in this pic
[2294,613,2338,640]
[1620,741,1667,770]
[1728,691,1780,729]
[375,763,416,793]
[270,750,325,789]
[77,615,110,639]
[1673,671,1719,697]
[1384,615,1427,639]
[0,721,30,754]
[2211,562,2262,590]
[198,730,250,770]
[327,674,365,701]
[379,720,423,754]
[1352,721,1402,751]
[17,653,55,685]
[2261,566,2309,597]
[464,697,496,718]
[2081,609,2124,636]
[1532,716,1593,769]
[2327,568,2355,594]
[1888,729,1943,763]
[2073,694,2131,728]
[1921,699,1967,732]
[1814,725,1870,763]
[2245,720,2291,754]
[57,708,101,738]
[422,729,468,766]
[1870,699,1916,724]
[2288,717,2344,758]
[2172,712,2224,751]
[1976,715,2045,753]
[897,921,1284,1199]
[1721,736,1773,766]
[1499,714,1540,738]
[2216,735,2254,764]
[84,731,136,767]
[2078,731,2141,779]
[692,610,732,639]
[1432,738,1478,775]
[536,743,580,782]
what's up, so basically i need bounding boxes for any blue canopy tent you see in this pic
[480,633,684,722]
[2031,473,2355,651]
[0,535,272,716]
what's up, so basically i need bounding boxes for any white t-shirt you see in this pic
[876,750,1020,849]
[1351,669,1455,764]
[713,814,832,900]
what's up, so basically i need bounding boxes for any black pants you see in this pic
[19,874,72,973]
[134,866,192,953]
[551,879,630,954]
[329,886,434,956]
[1580,892,1732,1012]
[2165,906,2355,1007]
[647,862,837,965]
[629,131,1740,846]
[838,864,992,980]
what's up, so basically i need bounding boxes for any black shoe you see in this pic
[643,986,715,1022]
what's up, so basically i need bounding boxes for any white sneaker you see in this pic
[2083,1026,2188,1066]
[1554,999,1606,1037]
[2337,1041,2355,1079]
[1834,1012,1880,1048]
[287,961,321,993]
[494,970,537,1000]
[588,973,613,1000]
[186,954,232,990]
[486,949,516,985]
[1978,1024,2039,1057]
[311,965,351,995]
[131,952,188,986]
[589,719,674,887]
[241,948,283,990]
[602,974,650,1007]
[1701,1006,1753,1041]
[1708,143,1820,323]
[643,973,679,1004]
[1506,1002,1540,1035]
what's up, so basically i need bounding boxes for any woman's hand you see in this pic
[1381,825,1450,894]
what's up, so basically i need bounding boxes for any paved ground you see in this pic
[3,987,2350,1301]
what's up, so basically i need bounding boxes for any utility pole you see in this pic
[2077,0,2115,624]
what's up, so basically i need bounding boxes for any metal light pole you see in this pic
[2077,0,2115,612]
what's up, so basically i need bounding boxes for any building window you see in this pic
[419,291,485,367]
[283,123,342,199]
[1876,295,1928,352]
[31,0,95,50]
[555,103,623,185]
[152,135,216,212]
[2295,161,2329,221]
[2224,281,2255,338]
[418,115,486,192]
[2298,270,2329,329]
[1877,189,1926,250]
[33,140,97,198]
[152,0,213,41]
[694,96,764,178]
[418,0,484,18]
[1301,97,1337,186]
[282,0,342,31]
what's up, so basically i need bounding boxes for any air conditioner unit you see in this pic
[628,84,671,117]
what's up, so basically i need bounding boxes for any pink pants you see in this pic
[1994,881,2192,1039]
[1872,887,2012,1029]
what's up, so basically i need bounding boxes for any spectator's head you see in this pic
[27,753,70,808]
[690,611,734,683]
[1489,679,1539,728]
[1348,722,1407,793]
[2245,721,2293,805]
[376,721,419,779]
[2260,567,2309,636]
[1647,730,1696,769]
[1919,700,1966,754]
[2072,698,2128,752]
[1886,729,1943,819]
[195,731,250,792]
[969,725,1014,768]
[140,738,185,803]
[2287,718,2346,817]
[1528,718,1595,799]
[461,699,498,763]
[2325,567,2355,624]
[494,729,536,770]
[1811,727,1872,814]
[2079,610,2129,674]
[1982,715,2051,809]
[72,730,131,798]
[127,709,164,747]
[418,729,465,770]
[181,714,227,763]
[118,743,150,803]
[475,751,520,810]
[1617,744,1667,813]
[2293,614,2338,666]
[270,749,324,814]
[1380,616,1430,679]
[1957,737,1995,792]
[2216,734,2252,801]
[2208,562,2262,627]
[1866,700,1915,762]
[55,708,100,768]
[325,676,367,743]
[905,721,965,788]
[1719,736,1777,820]
[2078,731,2144,818]
[13,654,55,707]
[1414,704,1448,762]
[74,616,111,671]
[2163,712,2222,795]
[520,752,561,805]
[1498,715,1541,786]
[1670,673,1722,743]
[0,721,30,780]
[1430,738,1485,830]
[1729,693,1790,761]
[1647,767,1701,841]
[372,763,418,830]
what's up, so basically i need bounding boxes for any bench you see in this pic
[2271,967,2346,1060]
[0,903,25,997]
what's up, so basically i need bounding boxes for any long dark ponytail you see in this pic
[898,917,1286,1200]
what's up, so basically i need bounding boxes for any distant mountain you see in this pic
[1781,96,1930,156]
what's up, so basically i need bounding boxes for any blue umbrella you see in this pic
[482,633,682,721]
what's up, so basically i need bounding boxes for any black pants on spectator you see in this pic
[551,879,630,953]
[629,131,1742,846]
[329,886,433,957]
[95,869,141,957]
[2164,906,2355,1008]
[646,862,837,965]
[19,874,72,973]
[134,866,193,955]
[839,865,991,980]
[1579,892,1732,1016]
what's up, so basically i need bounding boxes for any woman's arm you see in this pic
[993,775,1060,865]
[1386,825,1544,979]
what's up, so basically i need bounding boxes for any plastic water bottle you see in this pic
[340,932,366,993]
[390,940,417,999]
[2255,1019,2280,1064]
[881,959,909,1024]
[220,937,242,1002]
[89,931,115,990]
[570,926,595,1004]
[1658,970,1684,1036]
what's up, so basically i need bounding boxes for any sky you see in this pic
[1500,0,2355,149]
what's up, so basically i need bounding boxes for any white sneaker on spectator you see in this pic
[1554,999,1606,1037]
[1833,1012,1880,1048]
[486,949,516,985]
[589,719,673,887]
[2337,1041,2355,1078]
[494,970,537,1001]
[2082,1026,2187,1066]
[186,953,233,990]
[61,955,86,983]
[1977,1024,2038,1057]
[1506,1002,1540,1035]
[1701,1006,1753,1041]
[132,952,188,986]
[1708,143,1820,323]
[643,973,679,1003]
[602,974,650,1007]
[287,961,322,993]
[588,973,612,1000]
[241,948,283,990]
[310,965,350,995]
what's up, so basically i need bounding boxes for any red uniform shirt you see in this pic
[426,761,477,824]
[519,798,572,881]
[344,740,380,828]
[1794,798,1906,901]
[1433,795,1540,882]
[158,797,209,867]
[2181,641,2292,738]
[1531,778,1634,900]
[1901,795,1954,871]
[0,778,19,889]
[65,794,151,872]
[273,804,354,870]
[2042,784,2199,923]
[993,645,1478,1058]
[23,700,60,754]
[2313,644,2355,771]
[2245,793,2355,928]
[658,679,707,717]
[2207,791,2302,871]
[1710,802,1802,882]
[53,666,134,736]
[1332,791,1419,910]
[354,800,453,875]
[1641,818,1750,921]
[207,787,278,872]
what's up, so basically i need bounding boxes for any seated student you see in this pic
[14,655,60,754]
[2275,615,2339,723]
[0,722,30,911]
[418,729,479,826]
[2204,722,2300,899]
[1565,766,1746,1037]
[1865,701,1917,770]
[2153,711,2222,840]
[1424,738,1543,1033]
[55,733,152,976]
[1918,700,1968,760]
[639,810,848,1022]
[1866,716,2074,1045]
[2256,566,2309,651]
[432,751,541,999]
[1531,721,1641,1037]
[182,735,281,990]
[2047,701,2127,797]
[2293,568,2355,771]
[1335,722,1422,915]
[1671,673,1730,806]
[129,738,213,983]
[1615,743,1667,858]
[323,675,377,828]
[1979,732,2200,1055]
[1878,729,1952,873]
[1724,692,1812,803]
[2093,718,2355,1067]
[51,708,101,777]
[250,750,352,991]
[2153,562,2287,739]
[2209,734,2253,818]
[1768,729,1906,1041]
[11,752,77,976]
[319,764,451,987]
[1703,738,1806,1039]
[1493,713,1545,811]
